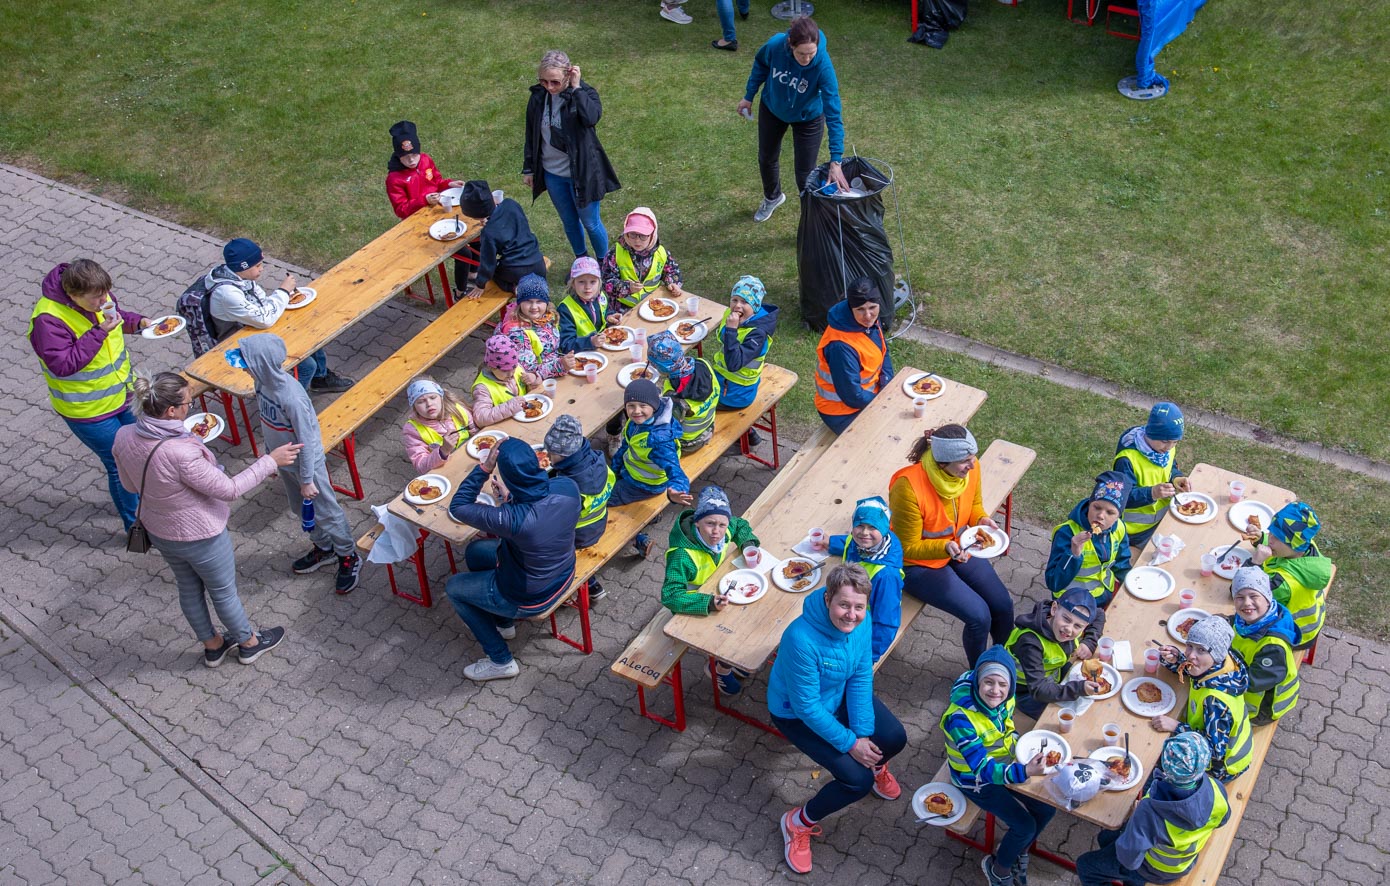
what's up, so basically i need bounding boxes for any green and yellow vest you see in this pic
[29,297,133,419]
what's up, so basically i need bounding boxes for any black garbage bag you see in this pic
[907,0,968,48]
[797,157,896,333]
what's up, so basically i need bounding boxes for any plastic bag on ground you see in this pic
[796,157,896,333]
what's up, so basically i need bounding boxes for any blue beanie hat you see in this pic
[730,275,765,312]
[515,274,550,303]
[1145,402,1185,442]
[692,486,733,523]
[223,238,263,272]
[851,496,891,535]
[645,331,690,376]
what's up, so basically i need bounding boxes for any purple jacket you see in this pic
[30,264,145,421]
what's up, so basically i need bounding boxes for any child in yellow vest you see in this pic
[1228,567,1301,724]
[1252,501,1332,647]
[1113,402,1191,551]
[470,335,537,427]
[600,207,685,309]
[557,256,623,353]
[401,377,475,472]
[1152,616,1253,783]
[499,274,575,380]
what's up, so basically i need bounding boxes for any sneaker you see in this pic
[660,4,693,23]
[310,370,355,393]
[740,8,749,19]
[498,624,518,640]
[292,545,334,574]
[716,668,743,695]
[633,533,653,559]
[711,38,738,51]
[981,855,1016,886]
[872,765,901,800]
[744,428,763,447]
[335,553,362,594]
[203,637,235,669]
[779,808,821,875]
[463,657,520,681]
[753,193,786,222]
[1012,853,1030,886]
[238,627,286,665]
[587,580,607,602]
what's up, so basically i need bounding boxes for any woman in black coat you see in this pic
[523,50,621,261]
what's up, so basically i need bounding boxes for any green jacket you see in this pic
[661,511,759,615]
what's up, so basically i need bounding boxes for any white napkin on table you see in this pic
[1111,641,1135,672]
[1060,694,1095,719]
[1147,532,1186,567]
[735,546,782,577]
[792,537,832,563]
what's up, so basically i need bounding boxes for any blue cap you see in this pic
[1145,402,1185,442]
[223,238,263,272]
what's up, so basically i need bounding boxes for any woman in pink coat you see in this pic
[113,372,301,668]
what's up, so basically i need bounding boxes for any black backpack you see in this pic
[175,275,235,357]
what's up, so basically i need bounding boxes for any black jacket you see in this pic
[475,198,543,289]
[1009,599,1106,706]
[523,81,621,208]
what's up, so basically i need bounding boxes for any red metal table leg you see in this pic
[1303,638,1318,666]
[328,434,365,500]
[437,262,453,307]
[708,657,784,738]
[388,530,434,607]
[548,581,593,654]
[739,404,780,469]
[637,659,687,731]
[236,395,259,456]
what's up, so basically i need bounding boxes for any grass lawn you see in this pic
[4,1,1386,629]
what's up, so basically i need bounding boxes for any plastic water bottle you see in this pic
[301,498,316,533]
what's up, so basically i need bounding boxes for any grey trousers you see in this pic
[279,460,355,557]
[151,529,255,645]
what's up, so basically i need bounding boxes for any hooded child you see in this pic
[1252,501,1332,646]
[1045,471,1133,606]
[544,415,615,554]
[1227,567,1301,724]
[471,335,536,427]
[939,645,1054,886]
[646,331,719,453]
[1152,615,1253,783]
[557,256,622,354]
[1113,401,1191,549]
[820,496,904,664]
[1005,587,1108,719]
[600,207,684,309]
[500,273,574,380]
[401,377,474,473]
[237,334,360,594]
[457,180,547,299]
[712,275,780,413]
[608,379,693,556]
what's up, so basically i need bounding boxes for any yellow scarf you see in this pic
[924,456,968,502]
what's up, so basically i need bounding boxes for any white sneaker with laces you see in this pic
[463,658,520,682]
[499,625,518,640]
[754,193,786,222]
[660,5,693,23]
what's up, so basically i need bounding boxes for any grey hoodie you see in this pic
[239,334,324,482]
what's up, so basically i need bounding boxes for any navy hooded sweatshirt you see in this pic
[550,440,611,549]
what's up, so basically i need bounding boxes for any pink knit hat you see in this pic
[484,334,520,372]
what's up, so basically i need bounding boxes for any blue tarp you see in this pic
[1136,0,1208,90]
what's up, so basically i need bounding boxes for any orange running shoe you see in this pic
[780,807,822,874]
[872,764,901,800]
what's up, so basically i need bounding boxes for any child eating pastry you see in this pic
[500,274,575,380]
[401,376,474,472]
[1005,586,1109,719]
[1152,616,1253,784]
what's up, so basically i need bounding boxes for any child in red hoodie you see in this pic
[384,120,471,298]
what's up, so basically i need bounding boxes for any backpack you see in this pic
[176,275,235,357]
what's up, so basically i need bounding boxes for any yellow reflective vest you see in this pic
[558,292,608,340]
[1141,778,1230,876]
[710,309,769,388]
[578,468,616,530]
[472,367,528,407]
[614,243,668,308]
[940,699,1017,783]
[1005,625,1070,695]
[1054,517,1128,600]
[1229,630,1300,722]
[408,410,471,448]
[1185,659,1254,780]
[1113,444,1178,537]
[29,297,133,419]
[661,359,719,446]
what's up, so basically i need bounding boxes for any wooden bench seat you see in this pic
[874,439,1037,670]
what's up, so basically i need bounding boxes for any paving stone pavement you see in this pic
[2,162,1384,885]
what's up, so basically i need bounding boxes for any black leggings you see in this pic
[757,102,825,200]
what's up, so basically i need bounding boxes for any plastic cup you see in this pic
[1228,480,1246,503]
[1098,637,1115,663]
[1155,536,1176,558]
[743,546,760,568]
[629,344,644,363]
[1057,710,1076,734]
[1102,723,1121,746]
[491,189,504,204]
[584,364,598,385]
[634,327,647,345]
[809,527,826,547]
[913,397,928,419]
[1144,648,1161,675]
[1179,588,1197,609]
[1200,554,1217,577]
[542,378,557,396]
[686,296,699,316]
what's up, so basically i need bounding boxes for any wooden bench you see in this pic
[611,422,837,730]
[873,439,1037,670]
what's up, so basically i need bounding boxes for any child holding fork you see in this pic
[401,376,475,472]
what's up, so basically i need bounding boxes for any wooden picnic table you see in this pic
[385,288,728,544]
[1009,463,1297,828]
[184,207,483,398]
[663,368,987,673]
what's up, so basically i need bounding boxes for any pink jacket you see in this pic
[112,428,279,542]
[471,372,527,427]
[401,415,472,473]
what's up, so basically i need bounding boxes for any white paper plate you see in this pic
[141,315,186,339]
[1166,607,1212,643]
[513,394,552,423]
[638,296,680,323]
[284,286,317,310]
[1208,545,1253,579]
[1124,566,1175,601]
[429,218,470,242]
[466,430,509,460]
[772,557,822,593]
[596,326,637,351]
[719,569,768,605]
[1066,661,1122,701]
[668,318,708,345]
[183,412,225,442]
[618,362,658,388]
[960,525,1008,559]
[902,372,945,400]
[1169,491,1217,525]
[1228,500,1276,535]
[439,185,464,208]
[1121,676,1177,717]
[569,351,609,377]
[404,473,451,506]
[1088,746,1144,791]
[911,782,968,827]
[1015,730,1071,773]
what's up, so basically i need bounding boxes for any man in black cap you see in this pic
[458,180,547,300]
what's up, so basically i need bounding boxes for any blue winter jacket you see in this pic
[1045,497,1133,595]
[828,533,905,663]
[767,590,875,752]
[744,32,845,162]
[822,300,894,412]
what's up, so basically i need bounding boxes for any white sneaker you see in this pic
[498,625,517,640]
[754,193,786,222]
[660,5,693,23]
[463,658,520,681]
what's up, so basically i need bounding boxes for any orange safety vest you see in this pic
[813,325,887,417]
[890,462,981,569]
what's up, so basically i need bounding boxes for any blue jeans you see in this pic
[716,0,750,41]
[151,529,255,645]
[818,409,858,435]
[904,557,1015,667]
[543,170,609,258]
[295,348,329,390]
[607,474,665,507]
[66,408,139,530]
[445,539,522,665]
[969,783,1057,870]
[1076,828,1148,886]
[770,695,907,821]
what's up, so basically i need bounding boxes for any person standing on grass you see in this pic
[712,0,750,51]
[113,372,296,667]
[813,278,893,433]
[523,50,620,262]
[737,16,849,223]
[769,564,907,875]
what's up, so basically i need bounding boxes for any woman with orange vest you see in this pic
[888,425,1015,666]
[813,278,893,434]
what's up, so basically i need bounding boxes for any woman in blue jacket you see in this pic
[768,565,907,875]
[737,16,850,223]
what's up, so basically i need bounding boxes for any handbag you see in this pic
[126,438,172,554]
